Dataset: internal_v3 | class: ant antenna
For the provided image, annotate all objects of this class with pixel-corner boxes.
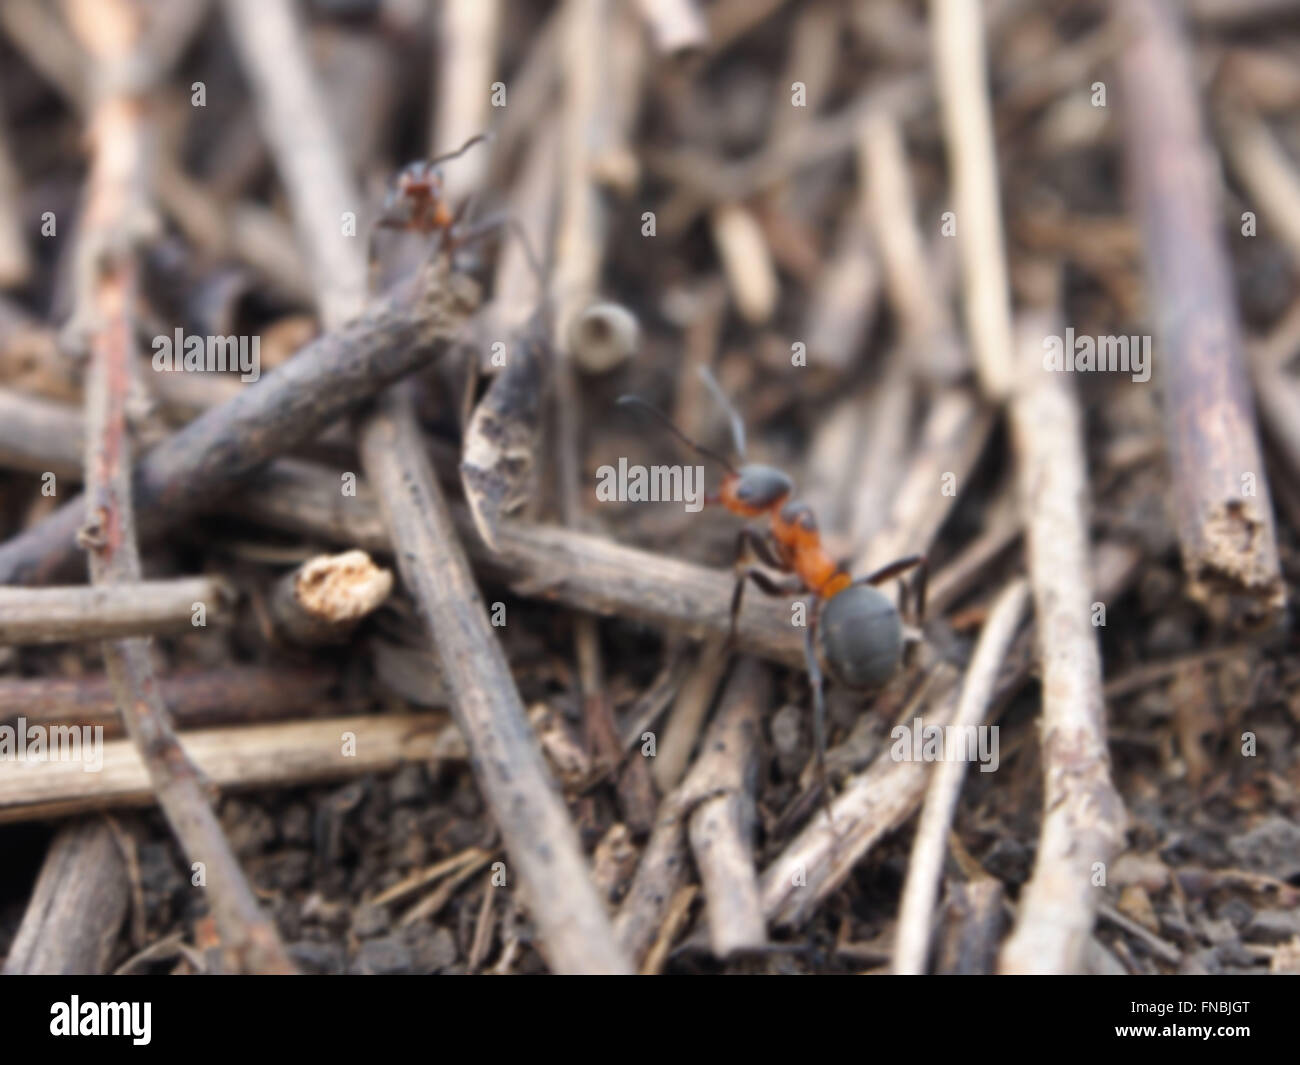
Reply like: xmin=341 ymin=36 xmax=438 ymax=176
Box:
xmin=427 ymin=131 xmax=494 ymax=168
xmin=616 ymin=395 xmax=738 ymax=475
xmin=502 ymin=217 xmax=547 ymax=303
xmin=509 ymin=217 xmax=552 ymax=338
xmin=696 ymin=365 xmax=747 ymax=459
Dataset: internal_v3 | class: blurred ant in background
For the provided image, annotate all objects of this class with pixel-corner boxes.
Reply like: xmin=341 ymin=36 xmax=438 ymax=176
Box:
xmin=370 ymin=131 xmax=546 ymax=297
xmin=372 ymin=132 xmax=545 ymax=269
xmin=372 ymin=132 xmax=489 ymax=243
xmin=620 ymin=370 xmax=927 ymax=828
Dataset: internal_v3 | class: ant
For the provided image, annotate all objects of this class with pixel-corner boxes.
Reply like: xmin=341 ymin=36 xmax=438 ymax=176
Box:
xmin=619 ymin=369 xmax=927 ymax=829
xmin=373 ymin=133 xmax=491 ymax=241
xmin=371 ymin=132 xmax=546 ymax=298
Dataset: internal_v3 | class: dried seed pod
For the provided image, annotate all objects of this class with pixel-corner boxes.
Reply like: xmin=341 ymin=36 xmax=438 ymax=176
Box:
xmin=567 ymin=301 xmax=640 ymax=373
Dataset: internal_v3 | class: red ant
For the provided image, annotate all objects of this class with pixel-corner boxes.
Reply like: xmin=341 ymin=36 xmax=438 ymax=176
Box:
xmin=619 ymin=369 xmax=927 ymax=828
xmin=373 ymin=133 xmax=491 ymax=240
xmin=372 ymin=132 xmax=546 ymax=297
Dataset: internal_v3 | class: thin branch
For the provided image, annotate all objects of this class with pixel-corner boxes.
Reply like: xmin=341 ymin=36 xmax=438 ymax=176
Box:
xmin=614 ymin=657 xmax=767 ymax=965
xmin=892 ymin=577 xmax=1029 ymax=974
xmin=225 ymin=0 xmax=628 ymax=973
xmin=998 ymin=313 xmax=1127 ymax=974
xmin=929 ymin=0 xmax=1015 ymax=400
xmin=0 ymin=577 xmax=230 ymax=644
xmin=232 ymin=458 xmax=808 ymax=668
xmin=0 ymin=386 xmax=85 ymax=479
xmin=853 ymin=389 xmax=993 ymax=574
xmin=65 ymin=0 xmax=293 ymax=976
xmin=861 ymin=107 xmax=966 ymax=383
xmin=686 ymin=657 xmax=768 ymax=958
xmin=0 ymin=713 xmax=462 ymax=823
xmin=760 ymin=658 xmax=965 ymax=929
xmin=0 ymin=664 xmax=344 ymax=736
xmin=1 ymin=820 xmax=129 ymax=974
xmin=358 ymin=387 xmax=631 ymax=975
xmin=1217 ymin=103 xmax=1300 ymax=267
xmin=431 ymin=0 xmax=502 ymax=207
xmin=1119 ymin=0 xmax=1285 ymax=624
xmin=0 ymin=84 xmax=32 ymax=288
xmin=223 ymin=0 xmax=366 ymax=325
xmin=0 ymin=260 xmax=479 ymax=585
xmin=652 ymin=637 xmax=730 ymax=791
xmin=2 ymin=409 xmax=830 ymax=670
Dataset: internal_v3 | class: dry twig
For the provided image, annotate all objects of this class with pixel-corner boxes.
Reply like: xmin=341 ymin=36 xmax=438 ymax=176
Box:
xmin=686 ymin=657 xmax=768 ymax=958
xmin=0 ymin=578 xmax=230 ymax=644
xmin=1120 ymin=0 xmax=1285 ymax=624
xmin=893 ymin=578 xmax=1029 ymax=974
xmin=0 ymin=261 xmax=478 ymax=585
xmin=2 ymin=820 xmax=129 ymax=974
xmin=614 ymin=658 xmax=766 ymax=965
xmin=63 ymin=0 xmax=293 ymax=976
xmin=0 ymin=713 xmax=463 ymax=823
xmin=0 ymin=664 xmax=343 ymax=736
xmin=359 ymin=388 xmax=631 ymax=974
xmin=998 ymin=314 xmax=1127 ymax=974
xmin=929 ymin=0 xmax=1015 ymax=400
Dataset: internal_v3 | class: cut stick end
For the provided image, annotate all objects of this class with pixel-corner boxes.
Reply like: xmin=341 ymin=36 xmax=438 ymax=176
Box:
xmin=1185 ymin=499 xmax=1287 ymax=626
xmin=293 ymin=550 xmax=394 ymax=623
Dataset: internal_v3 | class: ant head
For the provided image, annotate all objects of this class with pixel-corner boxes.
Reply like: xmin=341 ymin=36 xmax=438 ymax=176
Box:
xmin=720 ymin=464 xmax=793 ymax=518
xmin=818 ymin=584 xmax=903 ymax=690
xmin=773 ymin=499 xmax=818 ymax=547
xmin=382 ymin=133 xmax=493 ymax=233
xmin=382 ymin=163 xmax=444 ymax=228
xmin=397 ymin=161 xmax=441 ymax=193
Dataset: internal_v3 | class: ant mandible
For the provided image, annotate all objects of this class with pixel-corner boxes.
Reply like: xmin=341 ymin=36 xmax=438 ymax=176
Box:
xmin=619 ymin=369 xmax=927 ymax=827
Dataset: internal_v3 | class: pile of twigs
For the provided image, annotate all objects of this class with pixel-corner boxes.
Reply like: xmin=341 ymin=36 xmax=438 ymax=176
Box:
xmin=0 ymin=0 xmax=1298 ymax=976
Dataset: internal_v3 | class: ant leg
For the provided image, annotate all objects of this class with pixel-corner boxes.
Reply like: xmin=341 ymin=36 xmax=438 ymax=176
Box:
xmin=855 ymin=553 xmax=925 ymax=589
xmin=729 ymin=564 xmax=802 ymax=644
xmin=802 ymin=601 xmax=837 ymax=834
xmin=728 ymin=527 xmax=791 ymax=641
xmin=911 ymin=556 xmax=928 ymax=627
xmin=856 ymin=553 xmax=928 ymax=625
xmin=735 ymin=526 xmax=783 ymax=569
xmin=447 ymin=189 xmax=479 ymax=234
xmin=366 ymin=216 xmax=411 ymax=270
xmin=448 ymin=210 xmax=546 ymax=292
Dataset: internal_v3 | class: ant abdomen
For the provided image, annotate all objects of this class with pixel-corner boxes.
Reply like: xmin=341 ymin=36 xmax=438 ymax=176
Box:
xmin=819 ymin=583 xmax=903 ymax=690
